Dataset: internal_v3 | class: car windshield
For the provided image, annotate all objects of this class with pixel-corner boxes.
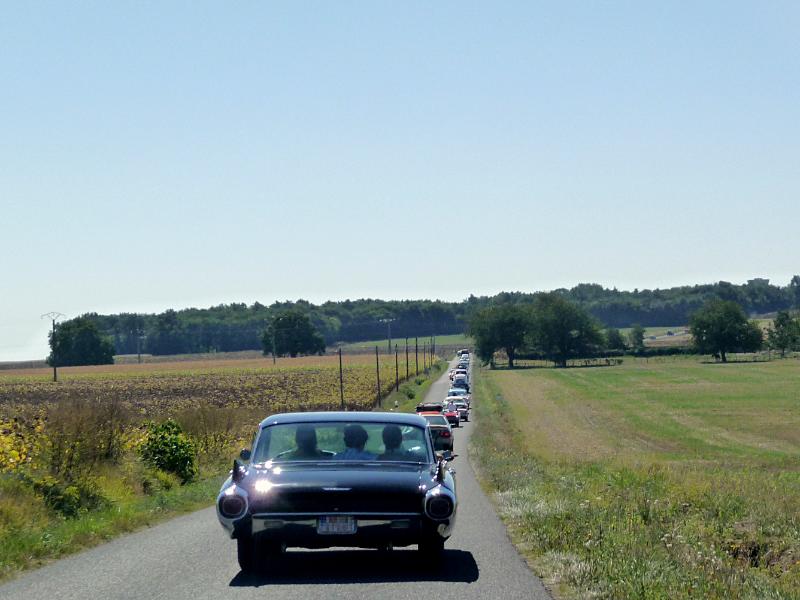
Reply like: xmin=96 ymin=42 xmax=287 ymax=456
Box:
xmin=252 ymin=421 xmax=432 ymax=463
xmin=422 ymin=414 xmax=448 ymax=427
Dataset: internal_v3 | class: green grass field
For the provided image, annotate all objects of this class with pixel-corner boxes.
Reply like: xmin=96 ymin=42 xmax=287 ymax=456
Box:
xmin=471 ymin=357 xmax=800 ymax=599
xmin=334 ymin=333 xmax=470 ymax=353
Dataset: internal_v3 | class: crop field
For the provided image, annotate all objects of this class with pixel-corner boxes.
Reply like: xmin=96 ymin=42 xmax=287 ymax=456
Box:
xmin=0 ymin=353 xmax=435 ymax=579
xmin=472 ymin=357 xmax=800 ymax=599
xmin=0 ymin=354 xmax=415 ymax=409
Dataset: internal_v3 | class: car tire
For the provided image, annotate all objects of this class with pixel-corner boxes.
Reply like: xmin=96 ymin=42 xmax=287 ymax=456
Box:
xmin=237 ymin=536 xmax=258 ymax=573
xmin=238 ymin=537 xmax=283 ymax=573
xmin=418 ymin=536 xmax=445 ymax=557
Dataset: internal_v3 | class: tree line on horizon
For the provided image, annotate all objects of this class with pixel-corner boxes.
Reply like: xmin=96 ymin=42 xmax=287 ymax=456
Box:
xmin=46 ymin=276 xmax=800 ymax=364
xmin=469 ymin=296 xmax=800 ymax=367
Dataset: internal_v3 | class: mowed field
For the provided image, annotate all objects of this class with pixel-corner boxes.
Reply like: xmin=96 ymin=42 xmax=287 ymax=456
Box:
xmin=501 ymin=357 xmax=800 ymax=464
xmin=472 ymin=357 xmax=800 ymax=599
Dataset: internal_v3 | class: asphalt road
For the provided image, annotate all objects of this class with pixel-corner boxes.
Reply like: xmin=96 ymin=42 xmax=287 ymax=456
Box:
xmin=1 ymin=360 xmax=551 ymax=600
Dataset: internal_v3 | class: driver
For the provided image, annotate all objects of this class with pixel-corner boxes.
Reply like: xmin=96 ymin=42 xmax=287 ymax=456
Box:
xmin=279 ymin=425 xmax=331 ymax=460
xmin=333 ymin=424 xmax=376 ymax=460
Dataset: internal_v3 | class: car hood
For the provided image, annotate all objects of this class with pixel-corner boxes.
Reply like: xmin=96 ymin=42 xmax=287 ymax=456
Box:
xmin=242 ymin=462 xmax=436 ymax=513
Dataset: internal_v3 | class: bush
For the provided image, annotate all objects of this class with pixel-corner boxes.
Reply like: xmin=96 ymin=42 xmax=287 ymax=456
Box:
xmin=399 ymin=383 xmax=416 ymax=400
xmin=139 ymin=420 xmax=197 ymax=483
xmin=140 ymin=466 xmax=180 ymax=495
xmin=23 ymin=473 xmax=108 ymax=518
xmin=43 ymin=397 xmax=128 ymax=479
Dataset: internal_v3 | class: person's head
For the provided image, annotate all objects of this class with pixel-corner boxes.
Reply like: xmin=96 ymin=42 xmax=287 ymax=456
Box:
xmin=343 ymin=424 xmax=369 ymax=450
xmin=295 ymin=425 xmax=318 ymax=453
xmin=382 ymin=425 xmax=403 ymax=452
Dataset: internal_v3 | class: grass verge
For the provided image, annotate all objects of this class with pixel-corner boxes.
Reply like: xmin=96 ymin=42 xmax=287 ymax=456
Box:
xmin=0 ymin=465 xmax=226 ymax=583
xmin=470 ymin=366 xmax=800 ymax=600
xmin=377 ymin=359 xmax=448 ymax=413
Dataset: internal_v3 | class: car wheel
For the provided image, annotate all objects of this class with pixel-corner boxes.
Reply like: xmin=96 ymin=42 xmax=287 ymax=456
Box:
xmin=238 ymin=536 xmax=284 ymax=572
xmin=237 ymin=536 xmax=258 ymax=573
xmin=418 ymin=536 xmax=445 ymax=557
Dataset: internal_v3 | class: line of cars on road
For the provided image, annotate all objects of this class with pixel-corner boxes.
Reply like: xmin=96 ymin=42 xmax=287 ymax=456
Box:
xmin=215 ymin=350 xmax=472 ymax=572
xmin=415 ymin=350 xmax=472 ymax=454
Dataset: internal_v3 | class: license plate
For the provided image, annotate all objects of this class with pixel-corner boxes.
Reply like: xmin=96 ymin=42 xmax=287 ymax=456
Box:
xmin=317 ymin=515 xmax=356 ymax=535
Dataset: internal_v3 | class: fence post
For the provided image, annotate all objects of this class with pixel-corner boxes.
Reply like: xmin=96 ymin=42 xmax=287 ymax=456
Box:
xmin=405 ymin=338 xmax=409 ymax=380
xmin=395 ymin=344 xmax=399 ymax=391
xmin=338 ymin=348 xmax=345 ymax=410
xmin=375 ymin=346 xmax=382 ymax=408
xmin=415 ymin=337 xmax=419 ymax=376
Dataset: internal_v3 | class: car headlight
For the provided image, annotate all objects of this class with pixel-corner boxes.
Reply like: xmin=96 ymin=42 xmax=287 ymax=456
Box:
xmin=218 ymin=487 xmax=248 ymax=519
xmin=425 ymin=494 xmax=454 ymax=520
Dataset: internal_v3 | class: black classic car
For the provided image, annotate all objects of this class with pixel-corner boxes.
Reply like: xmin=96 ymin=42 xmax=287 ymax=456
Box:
xmin=216 ymin=412 xmax=458 ymax=572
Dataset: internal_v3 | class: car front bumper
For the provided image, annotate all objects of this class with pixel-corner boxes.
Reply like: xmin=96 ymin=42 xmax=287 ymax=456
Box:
xmin=229 ymin=512 xmax=455 ymax=548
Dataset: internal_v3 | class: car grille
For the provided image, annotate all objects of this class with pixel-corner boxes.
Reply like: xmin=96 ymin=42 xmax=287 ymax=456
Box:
xmin=251 ymin=490 xmax=422 ymax=514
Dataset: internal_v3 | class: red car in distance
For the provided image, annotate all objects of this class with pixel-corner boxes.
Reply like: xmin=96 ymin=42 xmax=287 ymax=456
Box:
xmin=419 ymin=412 xmax=454 ymax=452
xmin=442 ymin=404 xmax=460 ymax=428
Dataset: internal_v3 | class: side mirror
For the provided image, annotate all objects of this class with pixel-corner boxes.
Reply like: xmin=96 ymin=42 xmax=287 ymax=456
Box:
xmin=239 ymin=448 xmax=251 ymax=461
xmin=436 ymin=461 xmax=446 ymax=483
xmin=232 ymin=459 xmax=245 ymax=483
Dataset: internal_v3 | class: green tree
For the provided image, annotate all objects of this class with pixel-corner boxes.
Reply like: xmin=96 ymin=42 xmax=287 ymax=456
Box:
xmin=467 ymin=304 xmax=530 ymax=368
xmin=262 ymin=310 xmax=326 ymax=358
xmin=605 ymin=327 xmax=627 ymax=351
xmin=790 ymin=275 xmax=800 ymax=309
xmin=628 ymin=323 xmax=646 ymax=353
xmin=689 ymin=300 xmax=762 ymax=362
xmin=529 ymin=294 xmax=604 ymax=367
xmin=47 ymin=316 xmax=115 ymax=367
xmin=766 ymin=310 xmax=800 ymax=358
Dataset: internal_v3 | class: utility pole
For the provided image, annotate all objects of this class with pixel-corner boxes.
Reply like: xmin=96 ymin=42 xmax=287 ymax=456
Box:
xmin=338 ymin=348 xmax=345 ymax=410
xmin=379 ymin=318 xmax=395 ymax=354
xmin=375 ymin=346 xmax=381 ymax=408
xmin=41 ymin=312 xmax=64 ymax=382
xmin=271 ymin=331 xmax=277 ymax=365
xmin=395 ymin=344 xmax=399 ymax=391
xmin=137 ymin=329 xmax=146 ymax=364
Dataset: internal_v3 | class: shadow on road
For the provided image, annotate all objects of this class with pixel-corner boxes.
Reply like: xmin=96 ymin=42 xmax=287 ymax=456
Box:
xmin=229 ymin=548 xmax=479 ymax=586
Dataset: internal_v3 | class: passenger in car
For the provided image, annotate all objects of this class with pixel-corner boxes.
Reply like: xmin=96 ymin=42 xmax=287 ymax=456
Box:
xmin=333 ymin=424 xmax=376 ymax=460
xmin=378 ymin=425 xmax=405 ymax=460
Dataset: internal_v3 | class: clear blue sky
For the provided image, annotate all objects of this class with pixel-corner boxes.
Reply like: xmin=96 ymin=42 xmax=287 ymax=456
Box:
xmin=2 ymin=2 xmax=799 ymax=361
